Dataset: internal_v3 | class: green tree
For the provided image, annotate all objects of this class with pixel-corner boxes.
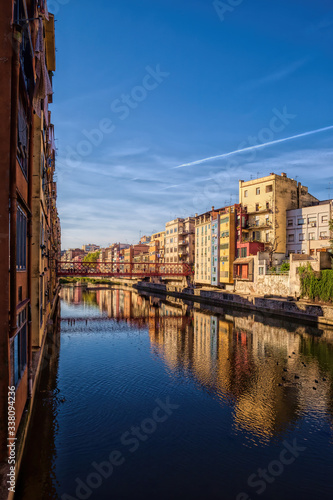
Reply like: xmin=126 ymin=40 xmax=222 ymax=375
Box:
xmin=83 ymin=250 xmax=100 ymax=262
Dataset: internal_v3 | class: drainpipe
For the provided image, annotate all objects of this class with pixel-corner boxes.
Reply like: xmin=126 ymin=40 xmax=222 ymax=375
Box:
xmin=9 ymin=24 xmax=22 ymax=338
xmin=27 ymin=109 xmax=34 ymax=398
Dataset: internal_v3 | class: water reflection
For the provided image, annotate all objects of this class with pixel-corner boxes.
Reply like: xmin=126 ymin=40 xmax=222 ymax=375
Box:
xmin=16 ymin=285 xmax=333 ymax=499
xmin=62 ymin=285 xmax=333 ymax=445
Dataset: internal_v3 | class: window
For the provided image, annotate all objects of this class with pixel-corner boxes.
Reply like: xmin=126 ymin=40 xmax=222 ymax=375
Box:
xmin=266 ymin=202 xmax=270 ymax=210
xmin=170 ymin=229 xmax=173 ymax=234
xmin=299 ymin=233 xmax=304 ymax=241
xmin=298 ymin=218 xmax=305 ymax=225
xmin=322 ymin=215 xmax=328 ymax=223
xmin=308 ymin=233 xmax=315 ymax=240
xmin=320 ymin=231 xmax=328 ymax=239
xmin=241 ymin=247 xmax=247 ymax=258
xmin=308 ymin=217 xmax=317 ymax=227
xmin=10 ymin=312 xmax=27 ymax=387
xmin=220 ymin=216 xmax=229 ymax=225
xmin=220 ymin=243 xmax=229 ymax=250
xmin=288 ymin=234 xmax=295 ymax=242
xmin=174 ymin=228 xmax=177 ymax=233
xmin=166 ymin=230 xmax=169 ymax=234
xmin=255 ymin=203 xmax=260 ymax=211
xmin=256 ymin=188 xmax=260 ymax=195
xmin=17 ymin=207 xmax=27 ymax=270
xmin=243 ymin=206 xmax=247 ymax=213
xmin=266 ymin=184 xmax=273 ymax=193
xmin=244 ymin=190 xmax=248 ymax=198
xmin=259 ymin=266 xmax=264 ymax=275
xmin=265 ymin=232 xmax=270 ymax=242
xmin=287 ymin=219 xmax=293 ymax=227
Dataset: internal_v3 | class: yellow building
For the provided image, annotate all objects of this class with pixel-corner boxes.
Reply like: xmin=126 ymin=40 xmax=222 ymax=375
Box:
xmin=239 ymin=172 xmax=318 ymax=254
xmin=219 ymin=205 xmax=237 ymax=284
xmin=149 ymin=231 xmax=165 ymax=263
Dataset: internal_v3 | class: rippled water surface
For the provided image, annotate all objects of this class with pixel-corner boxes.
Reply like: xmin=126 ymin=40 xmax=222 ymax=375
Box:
xmin=16 ymin=286 xmax=333 ymax=499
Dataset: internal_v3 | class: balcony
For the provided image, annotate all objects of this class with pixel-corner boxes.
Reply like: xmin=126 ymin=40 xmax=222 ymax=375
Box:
xmin=242 ymin=222 xmax=272 ymax=231
xmin=247 ymin=207 xmax=272 ymax=215
xmin=178 ymin=240 xmax=188 ymax=246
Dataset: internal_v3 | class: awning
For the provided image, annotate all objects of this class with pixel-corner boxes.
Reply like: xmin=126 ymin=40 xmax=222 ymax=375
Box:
xmin=233 ymin=257 xmax=254 ymax=265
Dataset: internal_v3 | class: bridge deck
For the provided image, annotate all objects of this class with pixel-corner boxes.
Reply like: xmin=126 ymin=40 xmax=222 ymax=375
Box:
xmin=57 ymin=261 xmax=193 ymax=278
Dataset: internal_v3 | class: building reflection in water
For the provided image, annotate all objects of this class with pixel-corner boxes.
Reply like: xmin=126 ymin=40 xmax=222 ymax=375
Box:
xmin=60 ymin=285 xmax=333 ymax=445
xmin=15 ymin=307 xmax=61 ymax=499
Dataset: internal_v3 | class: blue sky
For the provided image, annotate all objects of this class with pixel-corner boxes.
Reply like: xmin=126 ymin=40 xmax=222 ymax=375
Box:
xmin=50 ymin=0 xmax=333 ymax=249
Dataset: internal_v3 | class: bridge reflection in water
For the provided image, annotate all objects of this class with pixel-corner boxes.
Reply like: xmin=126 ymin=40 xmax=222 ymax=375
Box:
xmin=16 ymin=285 xmax=333 ymax=500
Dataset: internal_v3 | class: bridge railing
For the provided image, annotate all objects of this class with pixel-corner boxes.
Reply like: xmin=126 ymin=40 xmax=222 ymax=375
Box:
xmin=57 ymin=261 xmax=194 ymax=277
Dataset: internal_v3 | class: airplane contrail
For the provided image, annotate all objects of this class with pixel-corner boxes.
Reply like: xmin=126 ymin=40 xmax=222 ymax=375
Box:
xmin=172 ymin=125 xmax=333 ymax=169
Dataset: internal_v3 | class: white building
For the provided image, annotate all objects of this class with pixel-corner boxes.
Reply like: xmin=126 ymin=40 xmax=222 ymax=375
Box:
xmin=286 ymin=200 xmax=332 ymax=255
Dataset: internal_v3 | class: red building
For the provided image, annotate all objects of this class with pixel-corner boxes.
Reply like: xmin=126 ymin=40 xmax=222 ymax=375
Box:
xmin=234 ymin=208 xmax=264 ymax=280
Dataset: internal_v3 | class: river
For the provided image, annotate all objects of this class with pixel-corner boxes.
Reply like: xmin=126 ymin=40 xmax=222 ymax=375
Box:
xmin=16 ymin=285 xmax=333 ymax=500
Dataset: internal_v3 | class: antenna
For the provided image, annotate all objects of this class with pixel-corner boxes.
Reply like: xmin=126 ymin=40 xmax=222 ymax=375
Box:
xmin=257 ymin=171 xmax=262 ymax=179
xmin=327 ymin=181 xmax=332 ymax=200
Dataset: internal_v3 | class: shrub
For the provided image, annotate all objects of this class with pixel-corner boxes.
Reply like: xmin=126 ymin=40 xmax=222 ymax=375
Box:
xmin=299 ymin=264 xmax=333 ymax=302
xmin=280 ymin=262 xmax=290 ymax=272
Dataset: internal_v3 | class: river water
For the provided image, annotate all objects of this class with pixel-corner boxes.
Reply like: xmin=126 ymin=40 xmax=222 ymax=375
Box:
xmin=16 ymin=286 xmax=333 ymax=500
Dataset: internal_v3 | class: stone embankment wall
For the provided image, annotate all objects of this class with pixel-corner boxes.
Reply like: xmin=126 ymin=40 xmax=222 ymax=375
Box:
xmin=135 ymin=281 xmax=333 ymax=327
xmin=236 ymin=275 xmax=290 ymax=296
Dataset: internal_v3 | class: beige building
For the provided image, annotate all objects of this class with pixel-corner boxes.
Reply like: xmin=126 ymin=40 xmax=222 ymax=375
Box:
xmin=31 ymin=14 xmax=60 ymax=349
xmin=165 ymin=217 xmax=195 ymax=264
xmin=286 ymin=200 xmax=333 ymax=255
xmin=239 ymin=172 xmax=318 ymax=255
xmin=194 ymin=211 xmax=212 ymax=284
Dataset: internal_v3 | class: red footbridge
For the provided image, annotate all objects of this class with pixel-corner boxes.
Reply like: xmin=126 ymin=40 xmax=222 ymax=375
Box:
xmin=57 ymin=261 xmax=193 ymax=278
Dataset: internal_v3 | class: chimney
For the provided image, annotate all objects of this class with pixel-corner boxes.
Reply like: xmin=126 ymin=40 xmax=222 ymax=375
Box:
xmin=281 ymin=172 xmax=287 ymax=177
xmin=211 ymin=206 xmax=214 ymax=211
xmin=195 ymin=213 xmax=198 ymax=217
